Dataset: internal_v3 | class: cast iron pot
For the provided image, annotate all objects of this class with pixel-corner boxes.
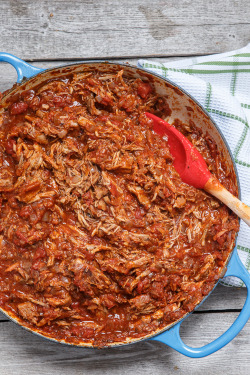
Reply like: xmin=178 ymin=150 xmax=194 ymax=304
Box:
xmin=0 ymin=52 xmax=250 ymax=358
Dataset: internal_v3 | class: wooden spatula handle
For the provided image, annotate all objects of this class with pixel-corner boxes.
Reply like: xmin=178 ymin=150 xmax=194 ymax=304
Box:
xmin=205 ymin=176 xmax=250 ymax=227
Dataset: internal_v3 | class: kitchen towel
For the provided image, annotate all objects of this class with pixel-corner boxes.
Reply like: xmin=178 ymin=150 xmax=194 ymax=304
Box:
xmin=138 ymin=44 xmax=250 ymax=287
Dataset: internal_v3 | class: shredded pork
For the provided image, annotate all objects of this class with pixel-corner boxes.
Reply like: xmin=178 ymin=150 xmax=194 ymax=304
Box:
xmin=0 ymin=70 xmax=239 ymax=346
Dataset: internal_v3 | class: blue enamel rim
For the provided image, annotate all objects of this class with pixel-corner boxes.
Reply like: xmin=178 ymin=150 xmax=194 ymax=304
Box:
xmin=0 ymin=52 xmax=250 ymax=358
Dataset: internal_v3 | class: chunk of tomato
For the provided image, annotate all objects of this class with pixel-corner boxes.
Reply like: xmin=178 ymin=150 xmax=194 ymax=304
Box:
xmin=137 ymin=82 xmax=152 ymax=99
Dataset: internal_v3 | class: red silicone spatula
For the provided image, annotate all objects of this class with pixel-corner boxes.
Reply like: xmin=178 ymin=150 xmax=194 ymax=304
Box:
xmin=145 ymin=112 xmax=250 ymax=226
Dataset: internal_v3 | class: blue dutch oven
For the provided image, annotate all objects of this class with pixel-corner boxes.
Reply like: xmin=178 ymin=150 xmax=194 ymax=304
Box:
xmin=0 ymin=52 xmax=250 ymax=358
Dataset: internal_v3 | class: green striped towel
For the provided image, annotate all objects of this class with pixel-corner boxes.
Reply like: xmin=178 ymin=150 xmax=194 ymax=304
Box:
xmin=138 ymin=44 xmax=250 ymax=287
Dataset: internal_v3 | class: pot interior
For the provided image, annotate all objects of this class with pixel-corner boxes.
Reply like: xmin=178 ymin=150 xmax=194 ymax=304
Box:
xmin=0 ymin=62 xmax=239 ymax=347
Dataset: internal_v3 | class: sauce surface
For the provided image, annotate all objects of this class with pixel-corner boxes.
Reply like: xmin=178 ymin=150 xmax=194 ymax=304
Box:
xmin=0 ymin=70 xmax=239 ymax=346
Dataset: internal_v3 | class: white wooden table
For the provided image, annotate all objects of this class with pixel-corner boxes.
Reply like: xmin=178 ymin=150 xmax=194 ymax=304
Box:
xmin=0 ymin=1 xmax=249 ymax=373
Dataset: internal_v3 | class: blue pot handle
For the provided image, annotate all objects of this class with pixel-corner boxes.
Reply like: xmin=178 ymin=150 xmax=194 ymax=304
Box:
xmin=0 ymin=52 xmax=44 ymax=83
xmin=151 ymin=250 xmax=250 ymax=357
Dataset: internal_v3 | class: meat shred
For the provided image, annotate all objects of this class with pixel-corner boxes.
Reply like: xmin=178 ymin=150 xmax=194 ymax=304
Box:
xmin=0 ymin=70 xmax=239 ymax=347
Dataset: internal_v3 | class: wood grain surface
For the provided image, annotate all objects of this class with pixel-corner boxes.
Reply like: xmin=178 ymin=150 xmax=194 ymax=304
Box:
xmin=0 ymin=0 xmax=249 ymax=60
xmin=0 ymin=0 xmax=250 ymax=373
xmin=0 ymin=312 xmax=249 ymax=375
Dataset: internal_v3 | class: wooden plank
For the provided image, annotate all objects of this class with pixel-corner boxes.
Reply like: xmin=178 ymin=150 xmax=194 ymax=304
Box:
xmin=193 ymin=283 xmax=247 ymax=311
xmin=0 ymin=0 xmax=249 ymax=59
xmin=0 ymin=313 xmax=249 ymax=374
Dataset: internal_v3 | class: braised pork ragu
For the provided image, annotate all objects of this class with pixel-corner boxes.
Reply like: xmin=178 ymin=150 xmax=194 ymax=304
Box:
xmin=0 ymin=70 xmax=239 ymax=346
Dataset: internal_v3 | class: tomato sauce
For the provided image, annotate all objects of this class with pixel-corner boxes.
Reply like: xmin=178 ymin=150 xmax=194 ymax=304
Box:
xmin=0 ymin=70 xmax=239 ymax=346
